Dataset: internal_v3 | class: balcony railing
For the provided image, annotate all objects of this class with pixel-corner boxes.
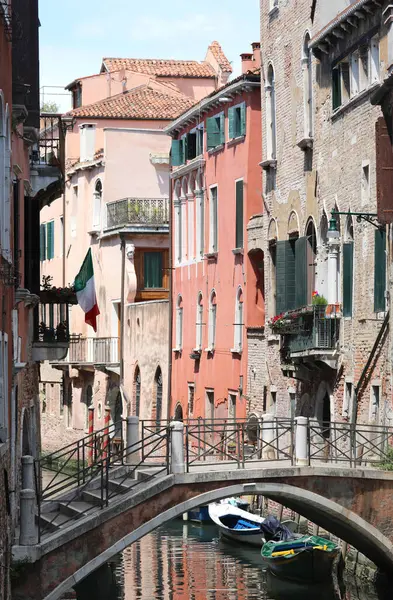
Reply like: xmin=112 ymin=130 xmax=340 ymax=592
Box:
xmin=279 ymin=306 xmax=340 ymax=355
xmin=32 ymin=114 xmax=64 ymax=171
xmin=63 ymin=336 xmax=120 ymax=364
xmin=105 ymin=197 xmax=169 ymax=230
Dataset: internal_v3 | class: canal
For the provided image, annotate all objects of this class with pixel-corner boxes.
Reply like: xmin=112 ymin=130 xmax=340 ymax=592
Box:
xmin=74 ymin=519 xmax=390 ymax=600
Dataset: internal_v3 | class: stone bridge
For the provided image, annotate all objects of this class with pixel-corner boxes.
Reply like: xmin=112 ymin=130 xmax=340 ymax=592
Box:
xmin=11 ymin=417 xmax=393 ymax=600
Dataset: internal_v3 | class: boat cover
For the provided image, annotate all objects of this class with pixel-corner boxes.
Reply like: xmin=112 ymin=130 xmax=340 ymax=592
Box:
xmin=260 ymin=515 xmax=296 ymax=542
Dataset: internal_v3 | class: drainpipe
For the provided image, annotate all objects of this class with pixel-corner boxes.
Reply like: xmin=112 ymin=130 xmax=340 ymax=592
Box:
xmin=62 ymin=191 xmax=66 ymax=287
xmin=119 ymin=233 xmax=126 ymax=387
xmin=167 ymin=175 xmax=173 ymax=421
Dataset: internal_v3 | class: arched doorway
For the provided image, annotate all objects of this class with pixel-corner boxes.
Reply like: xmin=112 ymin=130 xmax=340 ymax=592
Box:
xmin=154 ymin=367 xmax=163 ymax=428
xmin=113 ymin=391 xmax=122 ymax=438
xmin=174 ymin=403 xmax=183 ymax=422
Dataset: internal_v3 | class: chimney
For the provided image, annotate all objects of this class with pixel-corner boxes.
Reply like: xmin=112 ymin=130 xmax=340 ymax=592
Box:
xmin=251 ymin=42 xmax=261 ymax=69
xmin=241 ymin=53 xmax=254 ymax=74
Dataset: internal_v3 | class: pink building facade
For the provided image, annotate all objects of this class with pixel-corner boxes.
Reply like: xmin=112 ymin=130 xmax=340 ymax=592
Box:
xmin=166 ymin=47 xmax=263 ymax=421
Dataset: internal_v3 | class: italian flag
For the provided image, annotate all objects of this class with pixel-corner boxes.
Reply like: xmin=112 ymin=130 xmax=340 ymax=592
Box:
xmin=74 ymin=248 xmax=100 ymax=332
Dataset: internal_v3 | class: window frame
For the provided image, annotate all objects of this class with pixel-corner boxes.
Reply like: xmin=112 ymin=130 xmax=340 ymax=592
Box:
xmin=228 ymin=102 xmax=246 ymax=140
xmin=232 ymin=287 xmax=244 ymax=353
xmin=206 ymin=111 xmax=225 ymax=151
xmin=207 ymin=290 xmax=217 ymax=351
xmin=209 ymin=185 xmax=218 ymax=253
xmin=235 ymin=178 xmax=244 ymax=250
xmin=175 ymin=295 xmax=183 ymax=351
xmin=195 ymin=292 xmax=203 ymax=351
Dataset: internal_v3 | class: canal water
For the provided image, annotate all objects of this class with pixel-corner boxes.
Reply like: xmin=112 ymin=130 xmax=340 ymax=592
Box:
xmin=75 ymin=519 xmax=390 ymax=600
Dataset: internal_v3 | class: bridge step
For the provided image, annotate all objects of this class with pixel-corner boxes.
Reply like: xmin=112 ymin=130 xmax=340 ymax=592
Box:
xmin=107 ymin=478 xmax=135 ymax=493
xmin=58 ymin=501 xmax=96 ymax=518
xmin=82 ymin=488 xmax=107 ymax=504
xmin=39 ymin=510 xmax=72 ymax=532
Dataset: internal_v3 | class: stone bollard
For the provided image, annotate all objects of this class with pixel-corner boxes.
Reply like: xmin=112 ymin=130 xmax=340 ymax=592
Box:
xmin=22 ymin=455 xmax=34 ymax=491
xmin=262 ymin=413 xmax=276 ymax=460
xmin=126 ymin=416 xmax=140 ymax=466
xmin=295 ymin=416 xmax=309 ymax=466
xmin=170 ymin=421 xmax=185 ymax=474
xmin=19 ymin=489 xmax=38 ymax=545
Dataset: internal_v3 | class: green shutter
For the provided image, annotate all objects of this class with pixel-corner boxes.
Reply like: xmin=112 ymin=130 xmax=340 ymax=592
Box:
xmin=235 ymin=180 xmax=244 ymax=249
xmin=276 ymin=240 xmax=296 ymax=314
xmin=40 ymin=224 xmax=46 ymax=261
xmin=332 ymin=68 xmax=341 ymax=110
xmin=144 ymin=252 xmax=163 ymax=288
xmin=240 ymin=102 xmax=246 ymax=136
xmin=228 ymin=107 xmax=235 ymax=140
xmin=206 ymin=117 xmax=220 ymax=150
xmin=171 ymin=139 xmax=183 ymax=166
xmin=219 ymin=113 xmax=225 ymax=145
xmin=374 ymin=228 xmax=386 ymax=312
xmin=46 ymin=221 xmax=54 ymax=260
xmin=295 ymin=236 xmax=307 ymax=308
xmin=343 ymin=243 xmax=354 ymax=317
xmin=196 ymin=128 xmax=204 ymax=155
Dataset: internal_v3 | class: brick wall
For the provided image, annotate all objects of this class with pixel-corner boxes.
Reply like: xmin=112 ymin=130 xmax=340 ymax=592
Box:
xmin=259 ymin=1 xmax=391 ymax=423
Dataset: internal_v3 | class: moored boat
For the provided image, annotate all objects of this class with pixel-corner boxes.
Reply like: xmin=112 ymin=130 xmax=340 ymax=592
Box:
xmin=261 ymin=535 xmax=340 ymax=583
xmin=187 ymin=497 xmax=249 ymax=523
xmin=208 ymin=502 xmax=265 ymax=546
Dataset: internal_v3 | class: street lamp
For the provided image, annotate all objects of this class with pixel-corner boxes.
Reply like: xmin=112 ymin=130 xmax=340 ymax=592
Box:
xmin=327 ymin=212 xmax=340 ymax=305
xmin=327 ymin=213 xmax=340 ymax=239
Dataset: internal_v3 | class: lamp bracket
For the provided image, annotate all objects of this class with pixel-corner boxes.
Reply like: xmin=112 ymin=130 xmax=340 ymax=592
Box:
xmin=331 ymin=210 xmax=380 ymax=229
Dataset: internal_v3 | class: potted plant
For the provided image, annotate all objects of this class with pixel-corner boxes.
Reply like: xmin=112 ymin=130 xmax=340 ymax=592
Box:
xmin=39 ymin=322 xmax=55 ymax=342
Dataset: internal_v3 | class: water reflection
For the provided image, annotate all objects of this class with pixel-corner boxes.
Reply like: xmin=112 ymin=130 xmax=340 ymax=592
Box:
xmin=75 ymin=520 xmax=390 ymax=600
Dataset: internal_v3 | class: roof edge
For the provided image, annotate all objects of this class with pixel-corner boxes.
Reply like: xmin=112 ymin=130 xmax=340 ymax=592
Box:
xmin=310 ymin=0 xmax=376 ymax=48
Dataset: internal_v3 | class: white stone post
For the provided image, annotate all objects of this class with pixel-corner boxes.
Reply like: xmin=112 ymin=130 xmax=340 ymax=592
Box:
xmin=327 ymin=238 xmax=340 ymax=305
xmin=170 ymin=421 xmax=185 ymax=474
xmin=126 ymin=416 xmax=140 ymax=466
xmin=295 ymin=416 xmax=309 ymax=466
xmin=19 ymin=489 xmax=38 ymax=545
xmin=22 ymin=455 xmax=34 ymax=491
xmin=262 ymin=413 xmax=276 ymax=460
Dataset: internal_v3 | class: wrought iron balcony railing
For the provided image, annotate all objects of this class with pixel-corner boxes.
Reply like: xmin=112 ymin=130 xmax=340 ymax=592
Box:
xmin=278 ymin=306 xmax=340 ymax=355
xmin=105 ymin=197 xmax=169 ymax=230
xmin=61 ymin=336 xmax=120 ymax=364
xmin=32 ymin=114 xmax=64 ymax=171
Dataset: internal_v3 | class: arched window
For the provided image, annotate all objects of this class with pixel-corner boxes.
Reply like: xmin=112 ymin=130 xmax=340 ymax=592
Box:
xmin=134 ymin=366 xmax=141 ymax=417
xmin=306 ymin=219 xmax=317 ymax=304
xmin=208 ymin=290 xmax=217 ymax=350
xmin=176 ymin=295 xmax=183 ymax=350
xmin=174 ymin=180 xmax=182 ymax=264
xmin=195 ymin=292 xmax=203 ymax=351
xmin=174 ymin=403 xmax=183 ymax=422
xmin=85 ymin=385 xmax=93 ymax=430
xmin=302 ymin=33 xmax=313 ymax=139
xmin=233 ymin=287 xmax=243 ymax=352
xmin=92 ymin=179 xmax=102 ymax=231
xmin=316 ymin=212 xmax=329 ymax=300
xmin=266 ymin=65 xmax=276 ymax=160
xmin=155 ymin=367 xmax=163 ymax=427
xmin=343 ymin=216 xmax=354 ymax=317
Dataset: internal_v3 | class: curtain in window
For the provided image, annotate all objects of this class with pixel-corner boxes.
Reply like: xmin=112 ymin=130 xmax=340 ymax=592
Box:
xmin=144 ymin=252 xmax=163 ymax=288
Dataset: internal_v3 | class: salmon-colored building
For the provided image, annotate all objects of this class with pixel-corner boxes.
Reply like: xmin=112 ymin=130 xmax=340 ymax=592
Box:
xmin=166 ymin=45 xmax=263 ymax=421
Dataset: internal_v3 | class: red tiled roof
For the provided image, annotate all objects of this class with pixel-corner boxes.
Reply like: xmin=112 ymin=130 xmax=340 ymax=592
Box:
xmin=67 ymin=85 xmax=195 ymax=120
xmin=208 ymin=41 xmax=233 ymax=73
xmin=102 ymin=57 xmax=216 ymax=78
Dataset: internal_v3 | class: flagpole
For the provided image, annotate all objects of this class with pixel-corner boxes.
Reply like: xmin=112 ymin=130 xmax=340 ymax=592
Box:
xmin=119 ymin=233 xmax=126 ymax=388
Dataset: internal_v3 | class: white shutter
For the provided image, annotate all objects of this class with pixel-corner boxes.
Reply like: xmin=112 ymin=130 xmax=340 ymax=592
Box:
xmin=370 ymin=37 xmax=380 ymax=83
xmin=350 ymin=52 xmax=359 ymax=97
xmin=92 ymin=192 xmax=101 ymax=230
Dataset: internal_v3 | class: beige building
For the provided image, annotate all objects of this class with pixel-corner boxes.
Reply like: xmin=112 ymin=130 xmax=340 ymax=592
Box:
xmin=40 ymin=44 xmax=232 ymax=451
xmin=258 ymin=0 xmax=392 ymax=432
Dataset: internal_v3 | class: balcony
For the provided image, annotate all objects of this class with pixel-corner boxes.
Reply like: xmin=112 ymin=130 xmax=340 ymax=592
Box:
xmin=30 ymin=114 xmax=67 ymax=208
xmin=105 ymin=197 xmax=169 ymax=233
xmin=52 ymin=336 xmax=120 ymax=371
xmin=271 ymin=305 xmax=340 ymax=368
xmin=32 ymin=289 xmax=77 ymax=362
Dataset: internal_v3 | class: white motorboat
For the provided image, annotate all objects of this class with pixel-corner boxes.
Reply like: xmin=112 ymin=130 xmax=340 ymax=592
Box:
xmin=208 ymin=502 xmax=265 ymax=546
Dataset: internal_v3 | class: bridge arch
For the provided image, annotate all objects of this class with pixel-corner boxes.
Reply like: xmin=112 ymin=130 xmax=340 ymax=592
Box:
xmin=44 ymin=481 xmax=393 ymax=600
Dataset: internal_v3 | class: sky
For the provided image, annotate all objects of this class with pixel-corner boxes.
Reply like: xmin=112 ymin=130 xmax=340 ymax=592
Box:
xmin=39 ymin=0 xmax=260 ymax=112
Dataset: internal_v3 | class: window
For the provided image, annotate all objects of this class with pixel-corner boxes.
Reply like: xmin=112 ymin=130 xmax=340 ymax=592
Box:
xmin=206 ymin=390 xmax=214 ymax=421
xmin=79 ymin=124 xmax=96 ymax=162
xmin=235 ymin=180 xmax=244 ymax=249
xmin=332 ymin=37 xmax=379 ymax=110
xmin=134 ymin=367 xmax=141 ymax=417
xmin=195 ymin=292 xmax=203 ymax=351
xmin=233 ymin=287 xmax=243 ymax=352
xmin=188 ymin=384 xmax=195 ymax=416
xmin=266 ymin=65 xmax=276 ymax=160
xmin=343 ymin=217 xmax=354 ymax=317
xmin=276 ymin=239 xmax=296 ymax=314
xmin=155 ymin=367 xmax=163 ymax=427
xmin=361 ymin=163 xmax=370 ymax=205
xmin=370 ymin=384 xmax=380 ymax=422
xmin=72 ymin=84 xmax=82 ymax=109
xmin=228 ymin=393 xmax=236 ymax=421
xmin=208 ymin=291 xmax=217 ymax=350
xmin=196 ymin=126 xmax=204 ymax=155
xmin=176 ymin=295 xmax=183 ymax=351
xmin=270 ymin=391 xmax=277 ymax=415
xmin=40 ymin=224 xmax=46 ymax=262
xmin=228 ymin=102 xmax=246 ymax=140
xmin=209 ymin=186 xmax=218 ymax=253
xmin=186 ymin=128 xmax=203 ymax=160
xmin=374 ymin=228 xmax=386 ymax=312
xmin=174 ymin=182 xmax=182 ymax=263
xmin=144 ymin=252 xmax=163 ymax=288
xmin=196 ymin=188 xmax=205 ymax=259
xmin=171 ymin=138 xmax=185 ymax=167
xmin=305 ymin=220 xmax=317 ymax=305
xmin=60 ymin=216 xmax=64 ymax=257
xmin=302 ymin=33 xmax=313 ymax=138
xmin=206 ymin=113 xmax=225 ymax=150
xmin=343 ymin=381 xmax=353 ymax=419
xmin=92 ymin=179 xmax=102 ymax=231
xmin=0 ymin=332 xmax=8 ymax=442
xmin=40 ymin=222 xmax=54 ymax=261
